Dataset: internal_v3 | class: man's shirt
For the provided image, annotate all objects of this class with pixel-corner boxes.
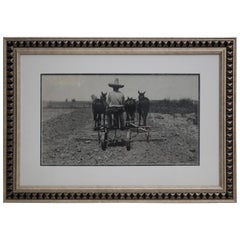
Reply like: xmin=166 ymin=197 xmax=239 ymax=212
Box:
xmin=107 ymin=91 xmax=125 ymax=107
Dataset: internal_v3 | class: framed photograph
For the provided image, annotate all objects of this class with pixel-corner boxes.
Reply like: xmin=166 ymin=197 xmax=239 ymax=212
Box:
xmin=3 ymin=38 xmax=236 ymax=202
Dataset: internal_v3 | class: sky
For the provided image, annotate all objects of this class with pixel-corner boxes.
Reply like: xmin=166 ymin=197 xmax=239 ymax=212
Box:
xmin=42 ymin=74 xmax=199 ymax=101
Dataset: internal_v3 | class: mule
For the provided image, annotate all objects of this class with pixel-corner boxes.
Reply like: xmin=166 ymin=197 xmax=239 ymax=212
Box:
xmin=137 ymin=91 xmax=150 ymax=126
xmin=92 ymin=92 xmax=107 ymax=130
xmin=124 ymin=97 xmax=137 ymax=126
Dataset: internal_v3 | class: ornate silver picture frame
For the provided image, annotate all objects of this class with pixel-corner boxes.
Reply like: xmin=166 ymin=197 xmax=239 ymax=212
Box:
xmin=3 ymin=38 xmax=236 ymax=202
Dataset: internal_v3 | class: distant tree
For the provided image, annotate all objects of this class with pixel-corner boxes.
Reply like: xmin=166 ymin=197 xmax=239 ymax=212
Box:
xmin=65 ymin=98 xmax=68 ymax=102
xmin=71 ymin=98 xmax=76 ymax=102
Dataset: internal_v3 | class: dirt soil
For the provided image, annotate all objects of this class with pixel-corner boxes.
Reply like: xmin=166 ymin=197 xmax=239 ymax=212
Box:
xmin=41 ymin=108 xmax=199 ymax=166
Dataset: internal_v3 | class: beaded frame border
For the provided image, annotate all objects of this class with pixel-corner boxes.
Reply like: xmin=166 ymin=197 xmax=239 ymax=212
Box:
xmin=3 ymin=38 xmax=236 ymax=202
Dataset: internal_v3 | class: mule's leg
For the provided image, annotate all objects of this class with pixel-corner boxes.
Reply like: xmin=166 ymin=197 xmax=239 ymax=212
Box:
xmin=143 ymin=113 xmax=146 ymax=126
xmin=138 ymin=112 xmax=141 ymax=126
xmin=126 ymin=113 xmax=129 ymax=127
xmin=103 ymin=113 xmax=105 ymax=127
xmin=94 ymin=113 xmax=97 ymax=129
xmin=99 ymin=114 xmax=102 ymax=127
xmin=133 ymin=112 xmax=135 ymax=123
xmin=130 ymin=112 xmax=134 ymax=123
xmin=96 ymin=114 xmax=99 ymax=128
xmin=144 ymin=112 xmax=148 ymax=126
xmin=126 ymin=113 xmax=129 ymax=122
xmin=96 ymin=114 xmax=98 ymax=128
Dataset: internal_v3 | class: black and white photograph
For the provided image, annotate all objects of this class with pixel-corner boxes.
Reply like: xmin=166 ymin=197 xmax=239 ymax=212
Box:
xmin=41 ymin=74 xmax=200 ymax=166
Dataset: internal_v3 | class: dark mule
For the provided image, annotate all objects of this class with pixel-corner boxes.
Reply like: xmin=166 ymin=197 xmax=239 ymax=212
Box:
xmin=92 ymin=92 xmax=107 ymax=130
xmin=137 ymin=91 xmax=150 ymax=126
xmin=124 ymin=97 xmax=137 ymax=126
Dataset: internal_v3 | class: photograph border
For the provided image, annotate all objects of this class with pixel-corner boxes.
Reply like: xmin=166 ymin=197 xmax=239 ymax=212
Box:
xmin=40 ymin=73 xmax=200 ymax=167
xmin=3 ymin=38 xmax=236 ymax=202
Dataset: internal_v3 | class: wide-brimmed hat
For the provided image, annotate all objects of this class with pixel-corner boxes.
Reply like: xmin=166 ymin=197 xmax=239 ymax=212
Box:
xmin=108 ymin=78 xmax=124 ymax=88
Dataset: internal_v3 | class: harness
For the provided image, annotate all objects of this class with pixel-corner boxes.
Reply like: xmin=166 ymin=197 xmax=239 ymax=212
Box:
xmin=106 ymin=106 xmax=125 ymax=114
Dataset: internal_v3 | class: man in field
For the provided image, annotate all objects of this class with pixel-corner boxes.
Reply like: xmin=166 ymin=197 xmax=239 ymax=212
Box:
xmin=107 ymin=78 xmax=125 ymax=129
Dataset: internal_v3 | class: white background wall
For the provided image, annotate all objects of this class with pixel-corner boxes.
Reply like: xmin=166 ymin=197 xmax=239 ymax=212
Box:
xmin=0 ymin=0 xmax=239 ymax=239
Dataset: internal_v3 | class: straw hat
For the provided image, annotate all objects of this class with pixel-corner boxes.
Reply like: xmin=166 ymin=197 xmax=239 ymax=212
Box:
xmin=108 ymin=78 xmax=124 ymax=88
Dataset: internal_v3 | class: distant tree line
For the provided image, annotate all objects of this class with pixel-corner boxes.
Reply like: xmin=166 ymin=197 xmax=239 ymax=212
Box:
xmin=150 ymin=98 xmax=198 ymax=114
xmin=44 ymin=100 xmax=92 ymax=109
xmin=44 ymin=98 xmax=198 ymax=114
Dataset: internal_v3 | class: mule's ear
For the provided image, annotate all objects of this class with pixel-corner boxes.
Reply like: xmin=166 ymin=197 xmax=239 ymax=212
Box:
xmin=143 ymin=91 xmax=146 ymax=94
xmin=138 ymin=90 xmax=140 ymax=94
